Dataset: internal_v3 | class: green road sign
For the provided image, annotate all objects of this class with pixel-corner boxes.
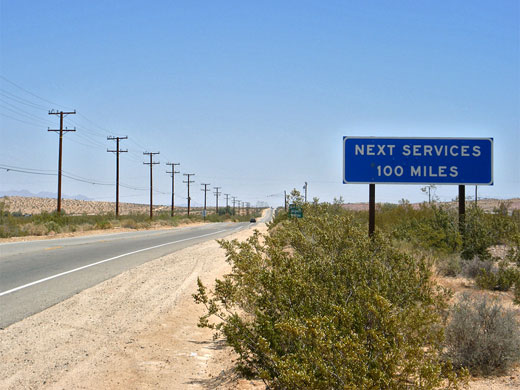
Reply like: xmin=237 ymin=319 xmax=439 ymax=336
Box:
xmin=288 ymin=204 xmax=303 ymax=218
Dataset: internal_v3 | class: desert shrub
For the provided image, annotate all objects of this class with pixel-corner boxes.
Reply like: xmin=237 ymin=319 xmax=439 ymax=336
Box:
xmin=195 ymin=204 xmax=465 ymax=389
xmin=462 ymin=205 xmax=519 ymax=260
xmin=392 ymin=204 xmax=461 ymax=255
xmin=461 ymin=206 xmax=495 ymax=260
xmin=506 ymin=232 xmax=520 ymax=266
xmin=437 ymin=255 xmax=462 ymax=277
xmin=461 ymin=258 xmax=494 ymax=279
xmin=45 ymin=220 xmax=61 ymax=234
xmin=444 ymin=294 xmax=520 ymax=375
xmin=475 ymin=262 xmax=520 ymax=292
xmin=95 ymin=220 xmax=112 ymax=230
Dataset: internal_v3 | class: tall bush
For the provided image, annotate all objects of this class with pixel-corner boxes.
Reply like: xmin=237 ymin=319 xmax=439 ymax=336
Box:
xmin=195 ymin=204 xmax=465 ymax=389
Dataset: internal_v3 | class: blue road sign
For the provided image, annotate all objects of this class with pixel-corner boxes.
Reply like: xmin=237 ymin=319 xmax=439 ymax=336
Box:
xmin=343 ymin=137 xmax=493 ymax=185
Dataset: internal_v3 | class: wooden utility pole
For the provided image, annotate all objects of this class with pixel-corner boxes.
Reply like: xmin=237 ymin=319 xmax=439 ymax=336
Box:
xmin=48 ymin=110 xmax=76 ymax=213
xmin=166 ymin=162 xmax=180 ymax=217
xmin=304 ymin=182 xmax=308 ymax=203
xmin=201 ymin=183 xmax=210 ymax=221
xmin=284 ymin=190 xmax=287 ymax=211
xmin=143 ymin=152 xmax=160 ymax=219
xmin=232 ymin=196 xmax=237 ymax=215
xmin=214 ymin=187 xmax=221 ymax=214
xmin=224 ymin=193 xmax=230 ymax=214
xmin=107 ymin=136 xmax=128 ymax=217
xmin=183 ymin=173 xmax=195 ymax=215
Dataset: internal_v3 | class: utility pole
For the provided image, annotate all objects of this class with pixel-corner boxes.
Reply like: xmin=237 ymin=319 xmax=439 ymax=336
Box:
xmin=237 ymin=200 xmax=241 ymax=216
xmin=143 ymin=152 xmax=160 ymax=219
xmin=214 ymin=187 xmax=221 ymax=215
xmin=183 ymin=173 xmax=195 ymax=216
xmin=284 ymin=190 xmax=287 ymax=211
xmin=166 ymin=162 xmax=180 ymax=217
xmin=48 ymin=110 xmax=76 ymax=213
xmin=107 ymin=136 xmax=128 ymax=217
xmin=246 ymin=202 xmax=250 ymax=215
xmin=304 ymin=182 xmax=308 ymax=203
xmin=224 ymin=193 xmax=230 ymax=214
xmin=232 ymin=196 xmax=237 ymax=215
xmin=475 ymin=186 xmax=478 ymax=206
xmin=201 ymin=183 xmax=210 ymax=221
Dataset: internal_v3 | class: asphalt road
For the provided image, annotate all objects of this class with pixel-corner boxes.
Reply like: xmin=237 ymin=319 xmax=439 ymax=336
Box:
xmin=0 ymin=210 xmax=271 ymax=329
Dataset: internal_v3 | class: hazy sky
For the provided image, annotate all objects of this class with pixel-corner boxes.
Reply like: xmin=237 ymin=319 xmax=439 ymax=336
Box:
xmin=1 ymin=0 xmax=518 ymax=207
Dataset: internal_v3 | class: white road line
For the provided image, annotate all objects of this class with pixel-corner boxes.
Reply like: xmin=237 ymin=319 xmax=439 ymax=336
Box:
xmin=0 ymin=229 xmax=229 ymax=297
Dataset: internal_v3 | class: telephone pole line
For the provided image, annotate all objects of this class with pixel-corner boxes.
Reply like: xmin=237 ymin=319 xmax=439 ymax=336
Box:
xmin=214 ymin=187 xmax=221 ymax=214
xmin=166 ymin=162 xmax=180 ymax=217
xmin=224 ymin=193 xmax=230 ymax=214
xmin=304 ymin=182 xmax=308 ymax=203
xmin=183 ymin=173 xmax=195 ymax=216
xmin=143 ymin=152 xmax=160 ymax=219
xmin=107 ymin=136 xmax=128 ymax=217
xmin=48 ymin=110 xmax=76 ymax=213
xmin=232 ymin=196 xmax=237 ymax=215
xmin=201 ymin=183 xmax=210 ymax=221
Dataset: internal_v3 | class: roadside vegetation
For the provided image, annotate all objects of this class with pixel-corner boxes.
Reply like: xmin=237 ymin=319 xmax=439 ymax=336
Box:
xmin=195 ymin=191 xmax=520 ymax=389
xmin=0 ymin=199 xmax=260 ymax=238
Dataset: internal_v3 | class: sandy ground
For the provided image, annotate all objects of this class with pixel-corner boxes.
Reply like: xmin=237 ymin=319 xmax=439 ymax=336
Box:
xmin=1 ymin=196 xmax=188 ymax=216
xmin=1 ymin=217 xmax=519 ymax=389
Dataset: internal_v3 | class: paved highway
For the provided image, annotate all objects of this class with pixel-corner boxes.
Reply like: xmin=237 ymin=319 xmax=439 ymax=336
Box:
xmin=0 ymin=209 xmax=272 ymax=329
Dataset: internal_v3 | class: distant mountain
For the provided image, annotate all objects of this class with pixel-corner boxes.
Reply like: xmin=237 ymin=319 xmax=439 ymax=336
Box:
xmin=0 ymin=190 xmax=93 ymax=201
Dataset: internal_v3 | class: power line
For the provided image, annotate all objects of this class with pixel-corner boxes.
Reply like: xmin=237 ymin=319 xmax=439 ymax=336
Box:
xmin=0 ymin=75 xmax=72 ymax=110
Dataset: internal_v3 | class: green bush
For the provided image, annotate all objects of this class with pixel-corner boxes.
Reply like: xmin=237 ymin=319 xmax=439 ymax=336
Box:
xmin=475 ymin=262 xmax=520 ymax=292
xmin=195 ymin=204 xmax=465 ymax=389
xmin=95 ymin=220 xmax=112 ymax=230
xmin=444 ymin=294 xmax=520 ymax=375
xmin=391 ymin=204 xmax=461 ymax=255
